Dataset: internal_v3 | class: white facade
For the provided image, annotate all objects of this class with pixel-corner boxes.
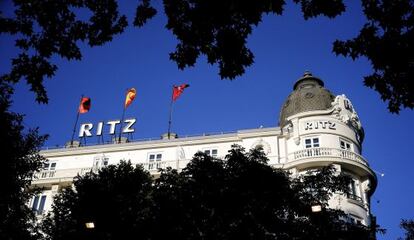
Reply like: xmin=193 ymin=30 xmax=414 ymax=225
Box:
xmin=30 ymin=74 xmax=377 ymax=226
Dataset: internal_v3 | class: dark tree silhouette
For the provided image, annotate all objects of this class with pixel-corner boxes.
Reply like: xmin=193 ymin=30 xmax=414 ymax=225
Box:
xmin=43 ymin=146 xmax=375 ymax=240
xmin=333 ymin=0 xmax=414 ymax=113
xmin=41 ymin=161 xmax=153 ymax=240
xmin=145 ymin=0 xmax=345 ymax=79
xmin=0 ymin=83 xmax=47 ymax=240
xmin=399 ymin=219 xmax=414 ymax=240
xmin=131 ymin=0 xmax=414 ymax=113
xmin=151 ymin=145 xmax=374 ymax=240
xmin=0 ymin=0 xmax=127 ymax=103
xmin=1 ymin=0 xmax=413 ymax=112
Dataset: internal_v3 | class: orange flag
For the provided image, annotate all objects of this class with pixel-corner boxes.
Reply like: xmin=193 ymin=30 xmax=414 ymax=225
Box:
xmin=125 ymin=88 xmax=137 ymax=108
xmin=79 ymin=97 xmax=91 ymax=114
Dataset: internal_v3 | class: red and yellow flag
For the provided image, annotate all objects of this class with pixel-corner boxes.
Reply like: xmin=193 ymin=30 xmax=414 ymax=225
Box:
xmin=172 ymin=84 xmax=190 ymax=101
xmin=78 ymin=97 xmax=91 ymax=114
xmin=125 ymin=88 xmax=137 ymax=108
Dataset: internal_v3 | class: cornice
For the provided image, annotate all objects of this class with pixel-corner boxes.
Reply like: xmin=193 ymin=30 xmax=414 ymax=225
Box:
xmin=41 ymin=127 xmax=281 ymax=158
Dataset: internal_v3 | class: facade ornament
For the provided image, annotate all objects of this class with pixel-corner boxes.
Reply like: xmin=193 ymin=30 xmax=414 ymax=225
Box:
xmin=287 ymin=122 xmax=293 ymax=133
xmin=361 ymin=180 xmax=371 ymax=193
xmin=294 ymin=137 xmax=300 ymax=145
xmin=290 ymin=119 xmax=300 ymax=145
xmin=251 ymin=138 xmax=271 ymax=154
xmin=92 ymin=153 xmax=109 ymax=171
xmin=331 ymin=94 xmax=363 ymax=131
xmin=176 ymin=146 xmax=186 ymax=160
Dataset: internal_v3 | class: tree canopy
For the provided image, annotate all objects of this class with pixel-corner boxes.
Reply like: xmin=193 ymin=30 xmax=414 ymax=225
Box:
xmin=42 ymin=145 xmax=375 ymax=240
xmin=0 ymin=82 xmax=47 ymax=240
xmin=399 ymin=219 xmax=414 ymax=240
xmin=0 ymin=0 xmax=127 ymax=103
xmin=333 ymin=0 xmax=414 ymax=113
xmin=41 ymin=161 xmax=153 ymax=240
xmin=1 ymin=0 xmax=413 ymax=112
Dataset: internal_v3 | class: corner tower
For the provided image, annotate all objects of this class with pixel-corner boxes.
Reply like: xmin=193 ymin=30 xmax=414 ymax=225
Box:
xmin=280 ymin=72 xmax=376 ymax=225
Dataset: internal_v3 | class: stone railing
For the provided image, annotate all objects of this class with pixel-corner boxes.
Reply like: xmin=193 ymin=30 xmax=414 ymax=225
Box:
xmin=32 ymin=167 xmax=93 ymax=181
xmin=32 ymin=160 xmax=191 ymax=182
xmin=141 ymin=160 xmax=188 ymax=172
xmin=289 ymin=147 xmax=368 ymax=166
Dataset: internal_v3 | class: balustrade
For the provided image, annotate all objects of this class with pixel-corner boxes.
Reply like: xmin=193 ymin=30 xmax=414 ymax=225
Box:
xmin=290 ymin=147 xmax=368 ymax=166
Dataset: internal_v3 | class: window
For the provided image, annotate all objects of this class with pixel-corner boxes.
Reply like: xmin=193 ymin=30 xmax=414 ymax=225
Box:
xmin=204 ymin=149 xmax=218 ymax=157
xmin=347 ymin=178 xmax=363 ymax=202
xmin=50 ymin=162 xmax=56 ymax=170
xmin=340 ymin=139 xmax=352 ymax=158
xmin=43 ymin=162 xmax=57 ymax=171
xmin=305 ymin=138 xmax=319 ymax=148
xmin=148 ymin=153 xmax=162 ymax=170
xmin=102 ymin=157 xmax=109 ymax=166
xmin=340 ymin=139 xmax=351 ymax=150
xmin=93 ymin=156 xmax=109 ymax=171
xmin=41 ymin=162 xmax=57 ymax=178
xmin=43 ymin=163 xmax=49 ymax=170
xmin=32 ymin=195 xmax=47 ymax=215
xmin=304 ymin=137 xmax=320 ymax=156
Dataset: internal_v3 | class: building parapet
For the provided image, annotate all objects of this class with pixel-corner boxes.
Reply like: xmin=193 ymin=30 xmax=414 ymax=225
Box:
xmin=40 ymin=127 xmax=281 ymax=158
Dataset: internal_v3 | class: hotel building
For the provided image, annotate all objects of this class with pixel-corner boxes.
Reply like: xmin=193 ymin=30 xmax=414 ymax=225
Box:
xmin=30 ymin=72 xmax=377 ymax=226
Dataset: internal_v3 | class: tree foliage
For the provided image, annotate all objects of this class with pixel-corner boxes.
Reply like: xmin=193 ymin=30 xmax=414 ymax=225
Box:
xmin=41 ymin=161 xmax=153 ymax=240
xmin=0 ymin=0 xmax=127 ymax=103
xmin=156 ymin=0 xmax=345 ymax=79
xmin=0 ymin=82 xmax=47 ymax=240
xmin=333 ymin=0 xmax=414 ymax=113
xmin=139 ymin=0 xmax=413 ymax=113
xmin=1 ymin=0 xmax=413 ymax=112
xmin=399 ymin=219 xmax=414 ymax=240
xmin=43 ymin=145 xmax=374 ymax=240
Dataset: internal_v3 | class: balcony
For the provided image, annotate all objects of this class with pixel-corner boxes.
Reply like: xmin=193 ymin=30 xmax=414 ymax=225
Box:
xmin=32 ymin=148 xmax=369 ymax=183
xmin=32 ymin=168 xmax=93 ymax=181
xmin=288 ymin=147 xmax=368 ymax=166
xmin=142 ymin=160 xmax=183 ymax=172
xmin=347 ymin=193 xmax=363 ymax=202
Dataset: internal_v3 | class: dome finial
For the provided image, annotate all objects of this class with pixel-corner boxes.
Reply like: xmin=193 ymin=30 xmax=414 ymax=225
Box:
xmin=293 ymin=71 xmax=324 ymax=90
xmin=303 ymin=71 xmax=312 ymax=77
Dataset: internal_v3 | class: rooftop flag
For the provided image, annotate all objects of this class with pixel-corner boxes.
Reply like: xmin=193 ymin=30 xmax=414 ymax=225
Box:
xmin=125 ymin=88 xmax=137 ymax=108
xmin=172 ymin=84 xmax=190 ymax=101
xmin=167 ymin=83 xmax=190 ymax=139
xmin=79 ymin=97 xmax=91 ymax=114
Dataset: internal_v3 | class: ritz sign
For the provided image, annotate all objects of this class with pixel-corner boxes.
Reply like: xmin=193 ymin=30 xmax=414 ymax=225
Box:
xmin=79 ymin=118 xmax=136 ymax=137
xmin=304 ymin=120 xmax=336 ymax=130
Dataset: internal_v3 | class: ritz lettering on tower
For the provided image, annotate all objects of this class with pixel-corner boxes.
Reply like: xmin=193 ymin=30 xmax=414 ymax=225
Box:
xmin=304 ymin=120 xmax=336 ymax=130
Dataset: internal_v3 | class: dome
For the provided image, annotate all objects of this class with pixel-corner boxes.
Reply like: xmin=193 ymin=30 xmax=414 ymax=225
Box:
xmin=279 ymin=72 xmax=335 ymax=127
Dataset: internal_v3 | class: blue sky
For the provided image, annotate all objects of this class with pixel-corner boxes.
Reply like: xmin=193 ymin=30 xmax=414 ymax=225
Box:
xmin=1 ymin=1 xmax=413 ymax=239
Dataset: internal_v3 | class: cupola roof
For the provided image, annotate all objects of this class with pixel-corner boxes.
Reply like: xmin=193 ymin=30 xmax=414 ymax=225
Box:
xmin=279 ymin=72 xmax=335 ymax=127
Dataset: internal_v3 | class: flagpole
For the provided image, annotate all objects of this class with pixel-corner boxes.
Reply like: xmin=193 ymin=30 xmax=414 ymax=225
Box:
xmin=118 ymin=89 xmax=127 ymax=144
xmin=70 ymin=95 xmax=83 ymax=147
xmin=167 ymin=85 xmax=175 ymax=140
xmin=118 ymin=107 xmax=126 ymax=143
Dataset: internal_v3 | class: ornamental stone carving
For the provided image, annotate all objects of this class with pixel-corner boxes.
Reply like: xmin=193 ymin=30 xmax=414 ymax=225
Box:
xmin=331 ymin=94 xmax=362 ymax=132
xmin=251 ymin=139 xmax=271 ymax=154
xmin=176 ymin=146 xmax=186 ymax=160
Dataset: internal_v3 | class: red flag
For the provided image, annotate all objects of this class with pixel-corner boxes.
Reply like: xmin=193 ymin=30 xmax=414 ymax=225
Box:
xmin=78 ymin=97 xmax=91 ymax=114
xmin=172 ymin=84 xmax=190 ymax=101
xmin=125 ymin=88 xmax=137 ymax=108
